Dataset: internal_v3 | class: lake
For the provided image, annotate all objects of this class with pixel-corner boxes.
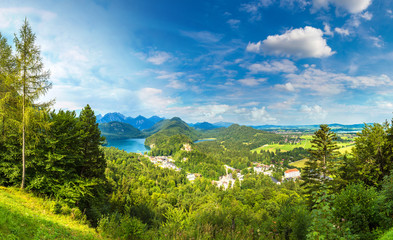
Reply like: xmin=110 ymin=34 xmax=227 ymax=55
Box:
xmin=194 ymin=138 xmax=216 ymax=143
xmin=105 ymin=138 xmax=150 ymax=153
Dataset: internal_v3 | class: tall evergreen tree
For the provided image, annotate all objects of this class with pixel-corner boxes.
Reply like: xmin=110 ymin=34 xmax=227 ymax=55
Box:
xmin=14 ymin=19 xmax=52 ymax=189
xmin=301 ymin=124 xmax=339 ymax=206
xmin=78 ymin=104 xmax=106 ymax=179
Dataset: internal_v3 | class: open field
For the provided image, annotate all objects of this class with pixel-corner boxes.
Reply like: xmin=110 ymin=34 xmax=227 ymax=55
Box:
xmin=251 ymin=135 xmax=313 ymax=153
xmin=0 ymin=187 xmax=103 ymax=240
xmin=289 ymin=158 xmax=309 ymax=169
xmin=252 ymin=134 xmax=355 ymax=154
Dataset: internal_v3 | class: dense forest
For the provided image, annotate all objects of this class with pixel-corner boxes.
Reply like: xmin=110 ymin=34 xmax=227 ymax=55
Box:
xmin=3 ymin=20 xmax=393 ymax=240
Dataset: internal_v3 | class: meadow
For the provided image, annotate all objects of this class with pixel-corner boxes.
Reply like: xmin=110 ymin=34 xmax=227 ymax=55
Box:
xmin=251 ymin=134 xmax=355 ymax=154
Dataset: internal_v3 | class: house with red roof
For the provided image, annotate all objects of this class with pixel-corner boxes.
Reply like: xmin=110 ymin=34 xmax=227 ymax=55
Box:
xmin=284 ymin=168 xmax=301 ymax=179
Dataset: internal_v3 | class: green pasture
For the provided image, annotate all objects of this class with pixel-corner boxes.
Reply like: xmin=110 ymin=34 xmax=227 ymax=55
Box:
xmin=252 ymin=134 xmax=355 ymax=154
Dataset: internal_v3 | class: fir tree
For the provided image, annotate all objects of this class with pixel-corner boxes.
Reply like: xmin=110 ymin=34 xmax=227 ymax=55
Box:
xmin=301 ymin=124 xmax=339 ymax=206
xmin=14 ymin=19 xmax=52 ymax=188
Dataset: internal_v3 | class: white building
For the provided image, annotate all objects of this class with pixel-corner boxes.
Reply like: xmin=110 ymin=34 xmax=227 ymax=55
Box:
xmin=284 ymin=169 xmax=301 ymax=179
xmin=187 ymin=173 xmax=196 ymax=181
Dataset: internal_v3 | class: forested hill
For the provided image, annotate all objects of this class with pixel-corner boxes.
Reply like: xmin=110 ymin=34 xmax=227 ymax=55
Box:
xmin=99 ymin=121 xmax=145 ymax=140
xmin=202 ymin=124 xmax=284 ymax=150
xmin=143 ymin=117 xmax=199 ymax=141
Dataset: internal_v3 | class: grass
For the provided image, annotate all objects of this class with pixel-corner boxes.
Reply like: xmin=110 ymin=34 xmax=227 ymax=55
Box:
xmin=0 ymin=186 xmax=104 ymax=240
xmin=251 ymin=135 xmax=313 ymax=153
xmin=289 ymin=158 xmax=309 ymax=169
xmin=251 ymin=134 xmax=355 ymax=154
xmin=379 ymin=228 xmax=393 ymax=240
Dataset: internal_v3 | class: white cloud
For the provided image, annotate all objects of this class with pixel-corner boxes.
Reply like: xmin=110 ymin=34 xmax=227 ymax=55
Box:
xmin=275 ymin=82 xmax=295 ymax=91
xmin=360 ymin=11 xmax=372 ymax=20
xmin=246 ymin=41 xmax=262 ymax=52
xmin=312 ymin=0 xmax=372 ymax=14
xmin=281 ymin=67 xmax=393 ymax=95
xmin=323 ymin=23 xmax=334 ymax=36
xmin=164 ymin=104 xmax=276 ymax=124
xmin=334 ymin=27 xmax=350 ymax=36
xmin=268 ymin=97 xmax=296 ymax=110
xmin=376 ymin=101 xmax=393 ymax=109
xmin=138 ymin=88 xmax=177 ymax=111
xmin=247 ymin=26 xmax=335 ymax=58
xmin=369 ymin=36 xmax=383 ymax=48
xmin=240 ymin=0 xmax=274 ymax=21
xmin=227 ymin=19 xmax=241 ymax=29
xmin=279 ymin=0 xmax=310 ymax=10
xmin=300 ymin=105 xmax=327 ymax=120
xmin=387 ymin=9 xmax=393 ymax=18
xmin=248 ymin=59 xmax=298 ymax=73
xmin=146 ymin=51 xmax=172 ymax=65
xmin=181 ymin=30 xmax=223 ymax=43
xmin=238 ymin=77 xmax=267 ymax=86
xmin=0 ymin=7 xmax=56 ymax=30
xmin=250 ymin=107 xmax=276 ymax=122
xmin=167 ymin=80 xmax=185 ymax=89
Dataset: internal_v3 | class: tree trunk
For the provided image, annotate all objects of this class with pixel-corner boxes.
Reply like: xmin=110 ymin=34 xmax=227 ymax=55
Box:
xmin=21 ymin=73 xmax=26 ymax=189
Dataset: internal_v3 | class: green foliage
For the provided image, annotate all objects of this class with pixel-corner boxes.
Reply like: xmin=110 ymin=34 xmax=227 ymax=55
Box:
xmin=0 ymin=187 xmax=101 ymax=240
xmin=332 ymin=183 xmax=387 ymax=239
xmin=144 ymin=117 xmax=199 ymax=141
xmin=301 ymin=124 xmax=340 ymax=206
xmin=351 ymin=123 xmax=391 ymax=187
xmin=98 ymin=212 xmax=146 ymax=240
xmin=14 ymin=19 xmax=52 ymax=189
xmin=148 ymin=134 xmax=193 ymax=156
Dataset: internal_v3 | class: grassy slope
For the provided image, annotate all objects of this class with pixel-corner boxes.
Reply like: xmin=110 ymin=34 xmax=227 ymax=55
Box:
xmin=251 ymin=134 xmax=355 ymax=154
xmin=289 ymin=158 xmax=309 ymax=169
xmin=0 ymin=187 xmax=104 ymax=240
xmin=251 ymin=135 xmax=313 ymax=153
xmin=380 ymin=228 xmax=393 ymax=240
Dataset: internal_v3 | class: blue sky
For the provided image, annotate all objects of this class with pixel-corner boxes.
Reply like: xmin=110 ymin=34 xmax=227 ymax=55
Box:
xmin=1 ymin=0 xmax=393 ymax=125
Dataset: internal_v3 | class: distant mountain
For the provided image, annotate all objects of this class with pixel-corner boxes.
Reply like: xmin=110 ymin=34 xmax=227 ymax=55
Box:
xmin=97 ymin=112 xmax=126 ymax=124
xmin=191 ymin=122 xmax=220 ymax=130
xmin=97 ymin=112 xmax=164 ymax=130
xmin=126 ymin=115 xmax=156 ymax=130
xmin=149 ymin=116 xmax=165 ymax=124
xmin=96 ymin=114 xmax=103 ymax=121
xmin=213 ymin=122 xmax=234 ymax=128
xmin=99 ymin=121 xmax=145 ymax=140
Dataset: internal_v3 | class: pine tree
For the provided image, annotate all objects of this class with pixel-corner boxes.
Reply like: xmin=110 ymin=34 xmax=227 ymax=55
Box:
xmin=78 ymin=104 xmax=106 ymax=179
xmin=14 ymin=19 xmax=52 ymax=189
xmin=301 ymin=124 xmax=339 ymax=206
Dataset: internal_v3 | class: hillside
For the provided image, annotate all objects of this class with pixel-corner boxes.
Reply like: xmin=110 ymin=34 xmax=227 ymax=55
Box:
xmin=99 ymin=121 xmax=145 ymax=140
xmin=143 ymin=117 xmax=199 ymax=140
xmin=0 ymin=187 xmax=103 ymax=240
xmin=201 ymin=124 xmax=284 ymax=150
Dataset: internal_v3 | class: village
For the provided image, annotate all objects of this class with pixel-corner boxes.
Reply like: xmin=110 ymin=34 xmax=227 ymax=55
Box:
xmin=146 ymin=154 xmax=301 ymax=190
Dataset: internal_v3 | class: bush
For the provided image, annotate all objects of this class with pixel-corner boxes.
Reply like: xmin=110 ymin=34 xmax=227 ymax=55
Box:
xmin=333 ymin=183 xmax=386 ymax=240
xmin=98 ymin=212 xmax=146 ymax=240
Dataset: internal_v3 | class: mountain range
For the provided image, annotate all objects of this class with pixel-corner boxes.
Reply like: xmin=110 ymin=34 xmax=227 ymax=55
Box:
xmin=96 ymin=112 xmax=164 ymax=130
xmin=97 ymin=112 xmax=368 ymax=140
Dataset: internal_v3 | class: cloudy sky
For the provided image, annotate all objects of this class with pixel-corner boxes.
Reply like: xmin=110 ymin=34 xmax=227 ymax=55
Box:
xmin=1 ymin=0 xmax=393 ymax=125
